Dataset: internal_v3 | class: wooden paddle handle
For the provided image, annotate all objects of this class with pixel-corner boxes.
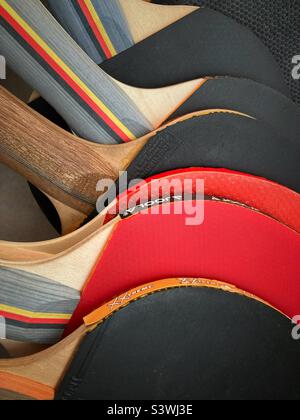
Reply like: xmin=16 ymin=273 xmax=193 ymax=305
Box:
xmin=0 ymin=86 xmax=118 ymax=213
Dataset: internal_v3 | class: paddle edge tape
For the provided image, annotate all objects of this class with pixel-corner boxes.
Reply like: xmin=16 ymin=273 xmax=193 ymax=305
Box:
xmin=84 ymin=277 xmax=279 ymax=327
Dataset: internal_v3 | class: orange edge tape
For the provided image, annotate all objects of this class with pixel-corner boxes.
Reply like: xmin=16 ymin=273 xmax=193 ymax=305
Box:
xmin=84 ymin=277 xmax=272 ymax=326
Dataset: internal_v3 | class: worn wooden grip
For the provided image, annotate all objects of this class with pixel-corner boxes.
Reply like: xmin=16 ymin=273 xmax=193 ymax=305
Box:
xmin=0 ymin=86 xmax=139 ymax=213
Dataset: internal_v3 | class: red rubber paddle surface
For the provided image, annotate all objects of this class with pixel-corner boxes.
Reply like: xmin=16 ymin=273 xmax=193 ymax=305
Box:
xmin=65 ymin=200 xmax=300 ymax=335
xmin=108 ymin=168 xmax=300 ymax=232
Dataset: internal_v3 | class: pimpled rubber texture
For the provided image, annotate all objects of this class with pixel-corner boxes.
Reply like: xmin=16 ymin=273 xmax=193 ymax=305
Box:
xmin=153 ymin=0 xmax=300 ymax=104
xmin=57 ymin=288 xmax=300 ymax=400
xmin=125 ymin=113 xmax=300 ymax=193
xmin=101 ymin=8 xmax=288 ymax=95
xmin=66 ymin=201 xmax=300 ymax=335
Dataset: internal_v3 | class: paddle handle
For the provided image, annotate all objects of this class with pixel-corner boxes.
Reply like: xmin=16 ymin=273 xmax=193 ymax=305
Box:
xmin=0 ymin=86 xmax=115 ymax=213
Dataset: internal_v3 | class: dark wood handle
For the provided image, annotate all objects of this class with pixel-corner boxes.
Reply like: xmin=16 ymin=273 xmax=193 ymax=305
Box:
xmin=0 ymin=86 xmax=117 ymax=213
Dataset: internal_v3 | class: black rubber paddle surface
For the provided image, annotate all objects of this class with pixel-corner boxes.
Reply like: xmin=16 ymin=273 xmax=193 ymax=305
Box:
xmin=153 ymin=0 xmax=300 ymax=104
xmin=57 ymin=288 xmax=300 ymax=400
xmin=127 ymin=113 xmax=300 ymax=192
xmin=101 ymin=8 xmax=288 ymax=95
xmin=166 ymin=77 xmax=300 ymax=146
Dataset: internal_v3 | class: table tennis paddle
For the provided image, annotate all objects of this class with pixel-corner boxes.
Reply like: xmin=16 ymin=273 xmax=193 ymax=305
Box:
xmin=1 ymin=84 xmax=300 ymax=234
xmin=1 ymin=199 xmax=299 ymax=345
xmin=151 ymin=0 xmax=300 ymax=104
xmin=0 ymin=0 xmax=290 ymax=146
xmin=0 ymin=278 xmax=299 ymax=400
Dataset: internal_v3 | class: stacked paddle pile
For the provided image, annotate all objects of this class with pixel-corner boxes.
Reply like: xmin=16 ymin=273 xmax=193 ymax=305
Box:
xmin=0 ymin=0 xmax=299 ymax=400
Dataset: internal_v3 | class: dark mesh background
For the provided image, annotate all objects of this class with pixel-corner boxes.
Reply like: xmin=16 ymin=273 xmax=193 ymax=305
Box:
xmin=152 ymin=0 xmax=300 ymax=104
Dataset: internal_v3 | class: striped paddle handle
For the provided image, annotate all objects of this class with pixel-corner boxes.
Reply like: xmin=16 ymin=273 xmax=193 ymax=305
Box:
xmin=46 ymin=0 xmax=134 ymax=64
xmin=0 ymin=0 xmax=152 ymax=144
xmin=0 ymin=266 xmax=80 ymax=344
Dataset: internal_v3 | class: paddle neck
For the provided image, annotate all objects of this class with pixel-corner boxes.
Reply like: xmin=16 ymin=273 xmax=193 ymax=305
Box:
xmin=0 ymin=0 xmax=152 ymax=144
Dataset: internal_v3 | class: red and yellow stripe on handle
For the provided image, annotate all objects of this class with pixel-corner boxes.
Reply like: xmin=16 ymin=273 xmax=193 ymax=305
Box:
xmin=77 ymin=0 xmax=117 ymax=59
